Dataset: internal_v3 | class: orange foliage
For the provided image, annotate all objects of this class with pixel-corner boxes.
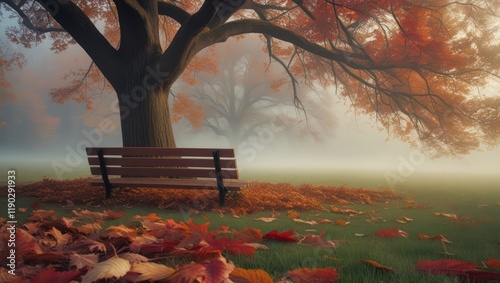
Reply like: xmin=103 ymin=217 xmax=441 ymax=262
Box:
xmin=12 ymin=178 xmax=409 ymax=213
xmin=172 ymin=93 xmax=205 ymax=128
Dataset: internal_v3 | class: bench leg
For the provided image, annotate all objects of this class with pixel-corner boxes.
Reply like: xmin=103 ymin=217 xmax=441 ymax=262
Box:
xmin=105 ymin=184 xmax=113 ymax=199
xmin=218 ymin=187 xmax=229 ymax=207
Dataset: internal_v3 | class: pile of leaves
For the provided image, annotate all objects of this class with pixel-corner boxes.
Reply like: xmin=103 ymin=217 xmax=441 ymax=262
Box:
xmin=1 ymin=208 xmax=500 ymax=282
xmin=11 ymin=178 xmax=409 ymax=213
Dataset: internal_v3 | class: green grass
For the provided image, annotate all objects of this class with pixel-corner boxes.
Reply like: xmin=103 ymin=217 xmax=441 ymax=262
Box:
xmin=2 ymin=170 xmax=499 ymax=282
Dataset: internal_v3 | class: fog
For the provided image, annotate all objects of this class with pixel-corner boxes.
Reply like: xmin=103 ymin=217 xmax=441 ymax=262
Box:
xmin=0 ymin=35 xmax=499 ymax=187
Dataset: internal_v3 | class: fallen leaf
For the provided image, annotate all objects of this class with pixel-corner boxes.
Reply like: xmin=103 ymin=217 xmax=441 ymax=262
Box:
xmin=361 ymin=259 xmax=395 ymax=272
xmin=263 ymin=230 xmax=297 ymax=242
xmin=418 ymin=233 xmax=452 ymax=243
xmin=229 ymin=267 xmax=274 ymax=283
xmin=334 ymin=219 xmax=350 ymax=226
xmin=254 ymin=217 xmax=278 ymax=223
xmin=373 ymin=227 xmax=409 ymax=238
xmin=45 ymin=227 xmax=72 ymax=247
xmin=484 ymin=258 xmax=500 ymax=270
xmin=167 ymin=256 xmax=234 ymax=283
xmin=416 ymin=259 xmax=477 ymax=276
xmin=104 ymin=209 xmax=124 ymax=219
xmin=124 ymin=262 xmax=175 ymax=282
xmin=330 ymin=206 xmax=360 ymax=214
xmin=119 ymin=253 xmax=149 ymax=263
xmin=298 ymin=232 xmax=336 ymax=248
xmin=286 ymin=267 xmax=339 ymax=282
xmin=355 ymin=233 xmax=365 ymax=237
xmin=287 ymin=210 xmax=300 ymax=219
xmin=233 ymin=228 xmax=262 ymax=243
xmin=28 ymin=268 xmax=81 ymax=283
xmin=69 ymin=253 xmax=99 ymax=269
xmin=318 ymin=219 xmax=332 ymax=224
xmin=205 ymin=256 xmax=235 ymax=283
xmin=293 ymin=218 xmax=318 ymax=225
xmin=244 ymin=243 xmax=269 ymax=250
xmin=81 ymin=256 xmax=131 ymax=283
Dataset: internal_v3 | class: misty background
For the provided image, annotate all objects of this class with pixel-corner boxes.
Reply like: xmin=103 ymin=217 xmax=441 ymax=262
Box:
xmin=1 ymin=34 xmax=499 ymax=187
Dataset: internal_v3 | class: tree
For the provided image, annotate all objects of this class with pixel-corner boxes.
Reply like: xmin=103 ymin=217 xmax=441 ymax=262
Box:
xmin=1 ymin=0 xmax=499 ymax=155
xmin=171 ymin=37 xmax=336 ymax=147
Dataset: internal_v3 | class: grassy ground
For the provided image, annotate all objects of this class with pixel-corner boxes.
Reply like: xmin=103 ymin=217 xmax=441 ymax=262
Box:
xmin=2 ymin=170 xmax=499 ymax=282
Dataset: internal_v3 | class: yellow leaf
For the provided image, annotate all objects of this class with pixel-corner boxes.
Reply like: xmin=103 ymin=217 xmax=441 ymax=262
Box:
xmin=229 ymin=267 xmax=274 ymax=283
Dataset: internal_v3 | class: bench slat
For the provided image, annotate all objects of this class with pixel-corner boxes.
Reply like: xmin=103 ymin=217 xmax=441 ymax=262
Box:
xmin=86 ymin=147 xmax=235 ymax=158
xmin=89 ymin=166 xmax=239 ymax=179
xmin=90 ymin=177 xmax=248 ymax=190
xmin=88 ymin=157 xmax=237 ymax=169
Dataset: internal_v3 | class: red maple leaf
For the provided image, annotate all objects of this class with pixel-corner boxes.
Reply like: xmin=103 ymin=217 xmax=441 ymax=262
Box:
xmin=416 ymin=259 xmax=477 ymax=276
xmin=373 ymin=227 xmax=409 ymax=239
xmin=104 ymin=209 xmax=124 ymax=219
xmin=28 ymin=268 xmax=81 ymax=283
xmin=286 ymin=267 xmax=340 ymax=282
xmin=263 ymin=230 xmax=297 ymax=242
xmin=417 ymin=259 xmax=500 ymax=281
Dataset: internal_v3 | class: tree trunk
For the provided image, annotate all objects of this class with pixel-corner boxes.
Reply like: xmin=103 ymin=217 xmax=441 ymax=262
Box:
xmin=118 ymin=87 xmax=176 ymax=148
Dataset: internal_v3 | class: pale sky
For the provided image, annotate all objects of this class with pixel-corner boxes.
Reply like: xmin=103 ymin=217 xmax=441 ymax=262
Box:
xmin=1 ymin=31 xmax=499 ymax=184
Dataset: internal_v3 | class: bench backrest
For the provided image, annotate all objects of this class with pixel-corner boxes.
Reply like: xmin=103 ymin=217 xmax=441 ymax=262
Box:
xmin=86 ymin=147 xmax=239 ymax=179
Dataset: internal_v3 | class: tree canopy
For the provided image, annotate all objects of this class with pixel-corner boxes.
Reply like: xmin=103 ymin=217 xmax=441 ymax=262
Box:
xmin=1 ymin=0 xmax=499 ymax=155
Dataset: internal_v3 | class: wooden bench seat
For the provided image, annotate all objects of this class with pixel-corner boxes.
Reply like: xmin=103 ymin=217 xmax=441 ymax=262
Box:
xmin=86 ymin=147 xmax=249 ymax=206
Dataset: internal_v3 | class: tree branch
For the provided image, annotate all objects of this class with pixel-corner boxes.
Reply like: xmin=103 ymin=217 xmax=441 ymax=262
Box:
xmin=157 ymin=1 xmax=190 ymax=24
xmin=33 ymin=0 xmax=122 ymax=88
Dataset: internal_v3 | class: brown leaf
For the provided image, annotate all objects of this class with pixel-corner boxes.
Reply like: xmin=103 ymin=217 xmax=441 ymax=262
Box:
xmin=298 ymin=232 xmax=336 ymax=248
xmin=69 ymin=253 xmax=99 ymax=269
xmin=361 ymin=259 xmax=395 ymax=272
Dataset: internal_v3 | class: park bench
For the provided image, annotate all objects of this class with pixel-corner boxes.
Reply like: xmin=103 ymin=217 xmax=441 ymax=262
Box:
xmin=86 ymin=147 xmax=248 ymax=206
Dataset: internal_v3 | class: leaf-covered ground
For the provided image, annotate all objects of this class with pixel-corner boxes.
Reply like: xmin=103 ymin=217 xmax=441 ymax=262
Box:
xmin=1 ymin=178 xmax=499 ymax=282
xmin=10 ymin=178 xmax=408 ymax=214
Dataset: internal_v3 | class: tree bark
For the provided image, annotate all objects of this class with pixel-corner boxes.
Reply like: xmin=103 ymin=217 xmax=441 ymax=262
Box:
xmin=119 ymin=87 xmax=176 ymax=147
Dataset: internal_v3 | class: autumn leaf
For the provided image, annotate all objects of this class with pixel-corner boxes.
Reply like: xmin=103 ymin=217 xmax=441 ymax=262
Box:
xmin=69 ymin=253 xmax=99 ymax=269
xmin=28 ymin=209 xmax=56 ymax=221
xmin=119 ymin=253 xmax=149 ymax=263
xmin=67 ymin=238 xmax=107 ymax=253
xmin=418 ymin=233 xmax=452 ymax=243
xmin=298 ymin=232 xmax=336 ymax=248
xmin=233 ymin=228 xmax=263 ymax=243
xmin=167 ymin=256 xmax=234 ymax=283
xmin=205 ymin=256 xmax=235 ymax=283
xmin=330 ymin=206 xmax=360 ymax=214
xmin=81 ymin=256 xmax=131 ymax=283
xmin=263 ymin=230 xmax=297 ymax=242
xmin=293 ymin=218 xmax=318 ymax=225
xmin=416 ymin=259 xmax=477 ymax=276
xmin=287 ymin=210 xmax=301 ymax=219
xmin=318 ymin=219 xmax=332 ymax=224
xmin=100 ymin=224 xmax=137 ymax=239
xmin=229 ymin=267 xmax=274 ymax=283
xmin=254 ymin=217 xmax=278 ymax=223
xmin=484 ymin=258 xmax=500 ymax=270
xmin=361 ymin=259 xmax=395 ymax=272
xmin=373 ymin=227 xmax=409 ymax=239
xmin=210 ymin=237 xmax=256 ymax=257
xmin=286 ymin=267 xmax=340 ymax=282
xmin=124 ymin=262 xmax=175 ymax=282
xmin=28 ymin=268 xmax=81 ymax=283
xmin=72 ymin=209 xmax=108 ymax=220
xmin=104 ymin=209 xmax=124 ymax=219
xmin=334 ymin=219 xmax=350 ymax=226
xmin=45 ymin=227 xmax=72 ymax=247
